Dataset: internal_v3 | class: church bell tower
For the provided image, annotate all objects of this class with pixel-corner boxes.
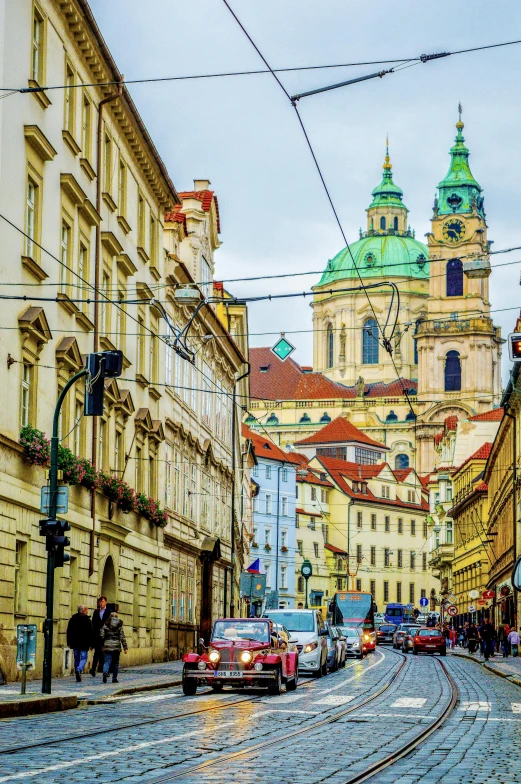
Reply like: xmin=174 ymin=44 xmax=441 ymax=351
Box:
xmin=416 ymin=111 xmax=503 ymax=465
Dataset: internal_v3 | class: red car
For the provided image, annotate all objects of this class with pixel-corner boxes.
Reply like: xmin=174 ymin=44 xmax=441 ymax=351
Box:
xmin=182 ymin=618 xmax=299 ymax=696
xmin=412 ymin=627 xmax=446 ymax=656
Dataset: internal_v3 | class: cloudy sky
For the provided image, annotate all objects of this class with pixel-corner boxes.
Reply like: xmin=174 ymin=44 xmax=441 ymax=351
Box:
xmin=89 ymin=0 xmax=521 ymax=382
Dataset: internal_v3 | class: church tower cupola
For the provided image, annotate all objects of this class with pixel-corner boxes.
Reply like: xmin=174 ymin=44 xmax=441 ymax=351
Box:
xmin=366 ymin=139 xmax=409 ymax=235
xmin=435 ymin=106 xmax=484 ymax=218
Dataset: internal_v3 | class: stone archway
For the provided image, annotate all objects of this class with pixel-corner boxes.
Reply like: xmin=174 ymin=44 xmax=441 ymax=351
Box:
xmin=101 ymin=556 xmax=117 ymax=606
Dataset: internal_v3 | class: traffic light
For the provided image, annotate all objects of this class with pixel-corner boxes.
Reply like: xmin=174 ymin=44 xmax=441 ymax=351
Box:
xmin=39 ymin=519 xmax=71 ymax=568
xmin=509 ymin=333 xmax=521 ymax=362
xmin=84 ymin=350 xmax=123 ymax=416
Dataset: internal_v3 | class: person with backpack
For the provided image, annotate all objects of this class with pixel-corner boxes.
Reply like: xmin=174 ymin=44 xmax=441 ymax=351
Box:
xmin=100 ymin=612 xmax=128 ymax=684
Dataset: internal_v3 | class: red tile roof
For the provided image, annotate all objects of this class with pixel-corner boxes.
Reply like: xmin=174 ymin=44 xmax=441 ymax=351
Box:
xmin=445 ymin=416 xmax=459 ymax=431
xmin=433 ymin=433 xmax=443 ymax=446
xmin=178 ymin=190 xmax=221 ymax=232
xmin=419 ymin=474 xmax=433 ymax=488
xmin=475 ymin=482 xmax=489 ymax=492
xmin=242 ymin=424 xmax=300 ymax=464
xmin=249 ymin=347 xmax=417 ymax=401
xmin=393 ymin=468 xmax=413 ymax=482
xmin=456 ymin=442 xmax=493 ymax=472
xmin=164 ymin=204 xmax=187 ymax=228
xmin=294 ymin=416 xmax=386 ymax=450
xmin=296 ymin=468 xmax=334 ymax=487
xmin=325 ymin=543 xmax=347 ymax=554
xmin=469 ymin=408 xmax=504 ymax=422
xmin=296 ymin=507 xmax=323 ymax=518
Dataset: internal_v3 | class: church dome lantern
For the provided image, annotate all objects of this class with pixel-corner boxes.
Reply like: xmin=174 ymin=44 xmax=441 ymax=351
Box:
xmin=435 ymin=107 xmax=484 ymax=218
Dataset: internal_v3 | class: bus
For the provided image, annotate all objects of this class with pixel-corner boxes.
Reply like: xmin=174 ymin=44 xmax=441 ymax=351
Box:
xmin=330 ymin=591 xmax=376 ymax=652
xmin=384 ymin=603 xmax=415 ymax=625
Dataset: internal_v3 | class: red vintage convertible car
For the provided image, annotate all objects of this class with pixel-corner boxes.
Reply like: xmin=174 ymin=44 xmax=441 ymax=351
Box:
xmin=182 ymin=618 xmax=299 ymax=696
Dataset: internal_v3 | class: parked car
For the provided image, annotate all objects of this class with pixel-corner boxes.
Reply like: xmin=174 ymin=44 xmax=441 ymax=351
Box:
xmin=374 ymin=613 xmax=386 ymax=626
xmin=324 ymin=622 xmax=342 ymax=672
xmin=337 ymin=626 xmax=365 ymax=659
xmin=263 ymin=608 xmax=328 ymax=677
xmin=393 ymin=623 xmax=421 ymax=649
xmin=412 ymin=627 xmax=447 ymax=656
xmin=333 ymin=626 xmax=347 ymax=667
xmin=416 ymin=614 xmax=428 ymax=625
xmin=376 ymin=624 xmax=398 ymax=645
xmin=182 ymin=618 xmax=299 ymax=696
xmin=401 ymin=626 xmax=421 ymax=653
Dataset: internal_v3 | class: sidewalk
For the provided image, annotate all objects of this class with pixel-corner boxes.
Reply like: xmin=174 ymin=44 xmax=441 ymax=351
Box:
xmin=450 ymin=646 xmax=521 ymax=687
xmin=0 ymin=659 xmax=184 ymax=716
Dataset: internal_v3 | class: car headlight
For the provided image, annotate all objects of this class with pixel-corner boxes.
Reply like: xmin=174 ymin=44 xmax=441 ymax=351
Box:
xmin=304 ymin=641 xmax=318 ymax=653
xmin=254 ymin=662 xmax=263 ymax=672
xmin=240 ymin=650 xmax=253 ymax=664
xmin=198 ymin=660 xmax=207 ymax=670
xmin=352 ymin=641 xmax=360 ymax=648
xmin=208 ymin=649 xmax=220 ymax=663
xmin=364 ymin=635 xmax=371 ymax=641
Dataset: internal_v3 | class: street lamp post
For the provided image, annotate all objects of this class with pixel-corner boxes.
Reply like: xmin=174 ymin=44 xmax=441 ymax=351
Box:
xmin=301 ymin=559 xmax=312 ymax=609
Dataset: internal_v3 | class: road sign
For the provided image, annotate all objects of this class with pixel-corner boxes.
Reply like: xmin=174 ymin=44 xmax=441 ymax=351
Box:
xmin=477 ymin=599 xmax=488 ymax=606
xmin=447 ymin=593 xmax=457 ymax=605
xmin=469 ymin=605 xmax=476 ymax=613
xmin=271 ymin=336 xmax=296 ymax=362
xmin=447 ymin=605 xmax=458 ymax=617
xmin=406 ymin=603 xmax=413 ymax=610
xmin=40 ymin=486 xmax=68 ymax=515
xmin=482 ymin=589 xmax=495 ymax=600
xmin=239 ymin=572 xmax=266 ymax=599
xmin=419 ymin=597 xmax=429 ymax=607
xmin=469 ymin=590 xmax=480 ymax=600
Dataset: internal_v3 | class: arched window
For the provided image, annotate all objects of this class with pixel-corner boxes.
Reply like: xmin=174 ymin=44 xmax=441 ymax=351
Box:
xmin=413 ymin=318 xmax=423 ymax=365
xmin=380 ymin=216 xmax=386 ymax=230
xmin=446 ymin=259 xmax=463 ymax=297
xmin=326 ymin=324 xmax=334 ymax=368
xmin=395 ymin=454 xmax=410 ymax=470
xmin=362 ymin=319 xmax=379 ymax=365
xmin=393 ymin=216 xmax=399 ymax=231
xmin=445 ymin=350 xmax=461 ymax=391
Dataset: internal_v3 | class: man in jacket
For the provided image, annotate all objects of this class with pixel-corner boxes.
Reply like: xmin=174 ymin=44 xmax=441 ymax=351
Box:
xmin=67 ymin=605 xmax=94 ymax=682
xmin=100 ymin=612 xmax=128 ymax=684
xmin=478 ymin=617 xmax=495 ymax=661
xmin=90 ymin=596 xmax=111 ymax=677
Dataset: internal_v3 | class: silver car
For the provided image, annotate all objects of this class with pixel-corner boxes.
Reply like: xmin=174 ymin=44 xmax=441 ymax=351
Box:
xmin=393 ymin=623 xmax=421 ymax=649
xmin=401 ymin=626 xmax=421 ymax=652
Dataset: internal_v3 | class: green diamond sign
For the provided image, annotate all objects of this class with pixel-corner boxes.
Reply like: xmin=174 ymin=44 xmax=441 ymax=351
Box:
xmin=271 ymin=336 xmax=295 ymax=362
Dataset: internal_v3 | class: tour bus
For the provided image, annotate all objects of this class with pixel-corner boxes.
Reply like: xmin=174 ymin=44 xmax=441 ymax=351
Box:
xmin=384 ymin=603 xmax=414 ymax=625
xmin=330 ymin=591 xmax=376 ymax=652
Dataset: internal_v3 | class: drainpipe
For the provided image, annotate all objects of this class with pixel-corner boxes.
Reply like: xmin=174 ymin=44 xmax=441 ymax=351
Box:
xmin=504 ymin=406 xmax=517 ymax=626
xmin=275 ymin=462 xmax=281 ymax=594
xmin=229 ymin=362 xmax=251 ymax=616
xmin=89 ymin=83 xmax=124 ymax=576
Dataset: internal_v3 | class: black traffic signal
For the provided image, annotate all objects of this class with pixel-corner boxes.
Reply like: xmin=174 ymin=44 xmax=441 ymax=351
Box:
xmin=509 ymin=333 xmax=521 ymax=362
xmin=39 ymin=519 xmax=71 ymax=568
xmin=84 ymin=350 xmax=123 ymax=416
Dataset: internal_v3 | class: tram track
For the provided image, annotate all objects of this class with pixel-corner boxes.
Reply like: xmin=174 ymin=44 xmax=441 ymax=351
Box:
xmin=142 ymin=649 xmax=408 ymax=783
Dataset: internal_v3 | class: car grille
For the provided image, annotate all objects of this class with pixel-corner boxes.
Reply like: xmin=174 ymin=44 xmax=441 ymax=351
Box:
xmin=216 ymin=648 xmax=246 ymax=671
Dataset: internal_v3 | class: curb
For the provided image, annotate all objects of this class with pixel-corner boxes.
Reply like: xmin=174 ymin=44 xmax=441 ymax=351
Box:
xmin=0 ymin=695 xmax=78 ymax=719
xmin=450 ymin=650 xmax=521 ymax=688
xmin=87 ymin=677 xmax=183 ymax=703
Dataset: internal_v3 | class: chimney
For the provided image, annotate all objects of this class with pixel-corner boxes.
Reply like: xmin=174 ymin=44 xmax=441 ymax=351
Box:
xmin=194 ymin=179 xmax=211 ymax=191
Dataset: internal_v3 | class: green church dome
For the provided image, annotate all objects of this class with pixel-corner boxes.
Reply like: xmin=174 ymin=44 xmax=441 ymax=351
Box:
xmin=318 ymin=234 xmax=429 ymax=285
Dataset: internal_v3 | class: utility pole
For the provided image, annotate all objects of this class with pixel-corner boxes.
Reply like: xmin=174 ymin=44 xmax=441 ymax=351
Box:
xmin=42 ymin=368 xmax=87 ymax=694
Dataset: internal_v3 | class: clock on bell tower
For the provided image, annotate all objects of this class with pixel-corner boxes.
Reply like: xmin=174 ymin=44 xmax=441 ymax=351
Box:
xmin=415 ymin=111 xmax=503 ymax=470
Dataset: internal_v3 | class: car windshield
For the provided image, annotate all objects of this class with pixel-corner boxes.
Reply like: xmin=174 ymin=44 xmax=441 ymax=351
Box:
xmin=264 ymin=612 xmax=315 ymax=632
xmin=337 ymin=627 xmax=359 ymax=639
xmin=417 ymin=629 xmax=442 ymax=637
xmin=405 ymin=627 xmax=420 ymax=635
xmin=386 ymin=608 xmax=403 ymax=616
xmin=378 ymin=625 xmax=397 ymax=632
xmin=212 ymin=620 xmax=270 ymax=643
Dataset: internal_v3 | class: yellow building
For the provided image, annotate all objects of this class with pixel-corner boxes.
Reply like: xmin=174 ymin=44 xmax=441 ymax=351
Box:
xmin=449 ymin=443 xmax=492 ymax=623
xmin=0 ymin=1 xmax=249 ymax=680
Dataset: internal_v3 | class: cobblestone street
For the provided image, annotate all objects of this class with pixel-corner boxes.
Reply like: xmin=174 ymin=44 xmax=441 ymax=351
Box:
xmin=1 ymin=651 xmax=521 ymax=783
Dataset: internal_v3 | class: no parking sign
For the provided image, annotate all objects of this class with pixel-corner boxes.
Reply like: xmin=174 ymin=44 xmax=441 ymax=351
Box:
xmin=447 ymin=605 xmax=458 ymax=617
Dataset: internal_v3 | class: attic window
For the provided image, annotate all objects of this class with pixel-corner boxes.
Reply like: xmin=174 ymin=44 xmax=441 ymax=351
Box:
xmin=365 ymin=253 xmax=375 ymax=267
xmin=416 ymin=254 xmax=426 ymax=269
xmin=262 ymin=443 xmax=272 ymax=450
xmin=260 ymin=365 xmax=270 ymax=372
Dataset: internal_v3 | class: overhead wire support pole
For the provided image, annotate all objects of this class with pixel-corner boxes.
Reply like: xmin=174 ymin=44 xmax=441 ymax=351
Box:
xmin=291 ymin=69 xmax=394 ymax=103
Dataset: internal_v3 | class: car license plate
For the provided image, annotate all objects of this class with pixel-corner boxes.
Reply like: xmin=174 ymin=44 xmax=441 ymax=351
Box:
xmin=426 ymin=645 xmax=435 ymax=648
xmin=214 ymin=670 xmax=242 ymax=677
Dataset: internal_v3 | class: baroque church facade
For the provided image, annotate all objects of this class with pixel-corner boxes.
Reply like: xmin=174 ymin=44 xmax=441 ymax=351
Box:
xmin=248 ymin=116 xmax=503 ymax=475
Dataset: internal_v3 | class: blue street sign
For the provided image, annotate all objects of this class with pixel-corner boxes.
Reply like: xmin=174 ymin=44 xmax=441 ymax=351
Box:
xmin=271 ymin=336 xmax=295 ymax=362
xmin=16 ymin=624 xmax=37 ymax=670
xmin=41 ymin=486 xmax=68 ymax=515
xmin=419 ymin=597 xmax=429 ymax=607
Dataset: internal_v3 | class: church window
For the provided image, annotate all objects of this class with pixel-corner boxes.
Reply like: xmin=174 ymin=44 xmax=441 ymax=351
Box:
xmin=395 ymin=454 xmax=410 ymax=470
xmin=444 ymin=350 xmax=461 ymax=392
xmin=380 ymin=216 xmax=386 ymax=230
xmin=416 ymin=254 xmax=426 ymax=270
xmin=365 ymin=253 xmax=375 ymax=267
xmin=326 ymin=324 xmax=334 ymax=368
xmin=413 ymin=318 xmax=424 ymax=365
xmin=446 ymin=259 xmax=463 ymax=297
xmin=393 ymin=216 xmax=398 ymax=231
xmin=362 ymin=319 xmax=379 ymax=365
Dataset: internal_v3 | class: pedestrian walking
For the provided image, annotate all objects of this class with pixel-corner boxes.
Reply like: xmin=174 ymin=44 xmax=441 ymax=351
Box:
xmin=66 ymin=605 xmax=94 ymax=682
xmin=100 ymin=612 xmax=128 ymax=684
xmin=478 ymin=617 xmax=495 ymax=661
xmin=90 ymin=596 xmax=112 ymax=676
xmin=504 ymin=623 xmax=511 ymax=657
xmin=467 ymin=624 xmax=478 ymax=654
xmin=497 ymin=622 xmax=508 ymax=658
xmin=508 ymin=628 xmax=520 ymax=657
xmin=449 ymin=627 xmax=457 ymax=650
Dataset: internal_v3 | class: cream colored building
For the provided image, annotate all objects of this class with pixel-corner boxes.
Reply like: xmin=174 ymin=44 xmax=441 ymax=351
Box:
xmin=0 ymin=0 xmax=249 ymax=680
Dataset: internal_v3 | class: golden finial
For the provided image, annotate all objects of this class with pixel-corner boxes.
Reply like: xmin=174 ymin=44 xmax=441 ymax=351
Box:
xmin=456 ymin=102 xmax=464 ymax=131
xmin=383 ymin=134 xmax=392 ymax=170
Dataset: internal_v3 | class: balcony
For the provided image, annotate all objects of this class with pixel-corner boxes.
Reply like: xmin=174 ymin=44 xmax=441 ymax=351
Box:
xmin=428 ymin=543 xmax=455 ymax=569
xmin=416 ymin=317 xmax=497 ymax=337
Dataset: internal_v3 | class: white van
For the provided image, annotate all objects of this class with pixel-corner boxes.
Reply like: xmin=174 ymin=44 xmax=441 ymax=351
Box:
xmin=264 ymin=609 xmax=329 ymax=677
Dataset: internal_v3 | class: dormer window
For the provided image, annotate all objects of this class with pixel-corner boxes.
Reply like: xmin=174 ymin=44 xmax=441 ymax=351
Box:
xmin=260 ymin=365 xmax=270 ymax=373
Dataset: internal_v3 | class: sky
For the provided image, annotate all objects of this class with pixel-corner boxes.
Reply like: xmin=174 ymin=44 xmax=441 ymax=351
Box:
xmin=89 ymin=0 xmax=521 ymax=383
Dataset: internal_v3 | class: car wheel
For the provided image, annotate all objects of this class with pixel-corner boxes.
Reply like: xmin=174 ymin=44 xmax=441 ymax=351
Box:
xmin=286 ymin=669 xmax=298 ymax=691
xmin=440 ymin=650 xmax=446 ymax=656
xmin=182 ymin=669 xmax=197 ymax=696
xmin=357 ymin=652 xmax=363 ymax=659
xmin=341 ymin=653 xmax=346 ymax=668
xmin=267 ymin=666 xmax=282 ymax=696
xmin=321 ymin=657 xmax=328 ymax=677
xmin=211 ymin=682 xmax=224 ymax=692
xmin=313 ymin=662 xmax=322 ymax=678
